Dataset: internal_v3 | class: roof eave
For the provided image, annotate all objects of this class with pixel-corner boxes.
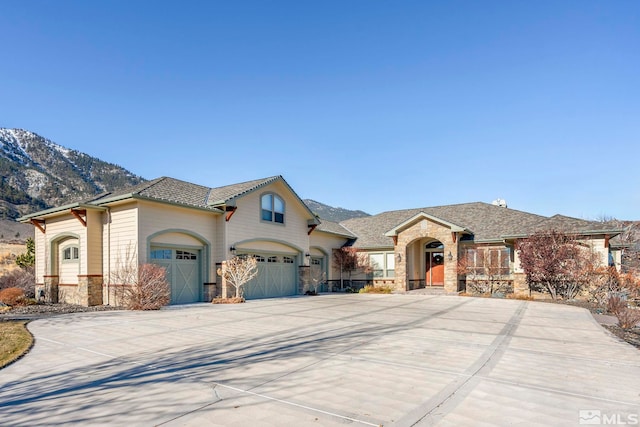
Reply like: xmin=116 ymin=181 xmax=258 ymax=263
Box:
xmin=130 ymin=195 xmax=224 ymax=214
xmin=18 ymin=203 xmax=107 ymax=222
xmin=501 ymin=228 xmax=625 ymax=240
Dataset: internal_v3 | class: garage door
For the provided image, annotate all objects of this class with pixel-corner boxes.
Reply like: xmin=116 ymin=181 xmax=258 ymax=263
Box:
xmin=150 ymin=247 xmax=201 ymax=304
xmin=242 ymin=253 xmax=297 ymax=299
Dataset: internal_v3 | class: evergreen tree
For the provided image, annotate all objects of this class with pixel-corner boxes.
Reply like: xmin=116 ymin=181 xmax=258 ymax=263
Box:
xmin=16 ymin=237 xmax=35 ymax=268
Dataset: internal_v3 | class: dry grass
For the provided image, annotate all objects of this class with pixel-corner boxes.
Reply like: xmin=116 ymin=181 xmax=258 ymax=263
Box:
xmin=0 ymin=321 xmax=33 ymax=369
xmin=211 ymin=297 xmax=245 ymax=304
xmin=359 ymin=285 xmax=393 ymax=294
xmin=0 ymin=242 xmax=27 ymax=276
xmin=506 ymin=293 xmax=536 ymax=301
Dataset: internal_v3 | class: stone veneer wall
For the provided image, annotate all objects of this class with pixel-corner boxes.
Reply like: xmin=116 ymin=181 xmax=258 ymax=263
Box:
xmin=513 ymin=273 xmax=528 ymax=295
xmin=42 ymin=275 xmax=59 ymax=303
xmin=298 ymin=265 xmax=310 ymax=294
xmin=203 ymin=283 xmax=218 ymax=301
xmin=395 ymin=219 xmax=459 ymax=293
xmin=78 ymin=275 xmax=104 ymax=306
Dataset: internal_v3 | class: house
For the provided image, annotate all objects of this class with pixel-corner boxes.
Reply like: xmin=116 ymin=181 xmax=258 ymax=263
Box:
xmin=19 ymin=175 xmax=625 ymax=306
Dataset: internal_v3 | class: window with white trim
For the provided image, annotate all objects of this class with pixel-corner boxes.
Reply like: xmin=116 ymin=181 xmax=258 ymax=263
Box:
xmin=261 ymin=193 xmax=285 ymax=224
xmin=62 ymin=245 xmax=79 ymax=262
xmin=369 ymin=252 xmax=395 ymax=278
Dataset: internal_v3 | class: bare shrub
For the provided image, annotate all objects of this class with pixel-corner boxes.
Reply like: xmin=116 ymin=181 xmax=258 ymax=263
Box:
xmin=121 ymin=263 xmax=170 ymax=310
xmin=0 ymin=267 xmax=35 ymax=298
xmin=0 ymin=287 xmax=26 ymax=306
xmin=607 ymin=295 xmax=628 ymax=316
xmin=615 ymin=307 xmax=640 ymax=330
xmin=217 ymin=256 xmax=258 ymax=299
xmin=608 ymin=295 xmax=640 ymax=330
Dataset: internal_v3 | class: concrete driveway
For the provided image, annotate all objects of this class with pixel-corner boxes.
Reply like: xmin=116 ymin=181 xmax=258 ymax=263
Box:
xmin=1 ymin=294 xmax=639 ymax=426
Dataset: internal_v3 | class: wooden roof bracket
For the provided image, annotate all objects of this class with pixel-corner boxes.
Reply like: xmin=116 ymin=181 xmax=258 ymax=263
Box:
xmin=225 ymin=206 xmax=237 ymax=222
xmin=70 ymin=209 xmax=87 ymax=227
xmin=452 ymin=232 xmax=457 ymax=243
xmin=31 ymin=219 xmax=46 ymax=234
xmin=392 ymin=236 xmax=398 ymax=246
xmin=307 ymin=224 xmax=317 ymax=235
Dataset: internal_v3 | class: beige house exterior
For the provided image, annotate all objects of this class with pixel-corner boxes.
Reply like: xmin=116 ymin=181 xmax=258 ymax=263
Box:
xmin=20 ymin=175 xmax=625 ymax=306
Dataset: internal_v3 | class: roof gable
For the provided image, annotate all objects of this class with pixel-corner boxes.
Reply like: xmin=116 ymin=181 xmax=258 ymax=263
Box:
xmin=384 ymin=212 xmax=468 ymax=237
xmin=208 ymin=175 xmax=319 ymax=224
xmin=206 ymin=176 xmax=281 ymax=206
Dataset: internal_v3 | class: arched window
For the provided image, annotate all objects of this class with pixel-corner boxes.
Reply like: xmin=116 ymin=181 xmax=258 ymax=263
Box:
xmin=261 ymin=194 xmax=285 ymax=224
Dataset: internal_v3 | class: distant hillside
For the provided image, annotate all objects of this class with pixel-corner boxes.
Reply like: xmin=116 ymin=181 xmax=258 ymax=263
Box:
xmin=0 ymin=219 xmax=33 ymax=243
xmin=0 ymin=128 xmax=145 ymax=220
xmin=304 ymin=199 xmax=370 ymax=222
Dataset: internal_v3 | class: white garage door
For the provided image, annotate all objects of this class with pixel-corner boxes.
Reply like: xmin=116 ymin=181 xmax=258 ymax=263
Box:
xmin=242 ymin=253 xmax=297 ymax=299
xmin=150 ymin=247 xmax=201 ymax=304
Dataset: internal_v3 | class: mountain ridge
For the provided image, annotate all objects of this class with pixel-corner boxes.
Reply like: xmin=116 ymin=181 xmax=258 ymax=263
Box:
xmin=303 ymin=199 xmax=370 ymax=222
xmin=0 ymin=128 xmax=145 ymax=220
xmin=0 ymin=128 xmax=367 ymax=238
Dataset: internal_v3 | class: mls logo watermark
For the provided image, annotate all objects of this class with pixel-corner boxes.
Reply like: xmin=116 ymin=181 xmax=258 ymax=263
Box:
xmin=580 ymin=410 xmax=639 ymax=425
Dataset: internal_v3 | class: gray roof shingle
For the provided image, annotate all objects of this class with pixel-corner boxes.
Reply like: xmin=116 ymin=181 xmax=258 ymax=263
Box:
xmin=340 ymin=202 xmax=620 ymax=248
xmin=315 ymin=219 xmax=357 ymax=238
xmin=206 ymin=176 xmax=281 ymax=206
xmin=93 ymin=177 xmax=218 ymax=210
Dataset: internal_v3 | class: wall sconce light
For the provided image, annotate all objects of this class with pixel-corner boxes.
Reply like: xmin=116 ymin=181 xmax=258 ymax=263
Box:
xmin=305 ymin=252 xmax=311 ymax=258
xmin=229 ymin=245 xmax=236 ymax=254
xmin=397 ymin=253 xmax=402 ymax=262
xmin=447 ymin=251 xmax=453 ymax=261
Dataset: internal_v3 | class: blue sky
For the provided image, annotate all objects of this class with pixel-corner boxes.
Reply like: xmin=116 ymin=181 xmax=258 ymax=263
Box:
xmin=1 ymin=1 xmax=639 ymax=219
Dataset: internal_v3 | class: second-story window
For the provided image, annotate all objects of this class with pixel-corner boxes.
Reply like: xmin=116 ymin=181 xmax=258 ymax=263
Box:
xmin=261 ymin=193 xmax=285 ymax=224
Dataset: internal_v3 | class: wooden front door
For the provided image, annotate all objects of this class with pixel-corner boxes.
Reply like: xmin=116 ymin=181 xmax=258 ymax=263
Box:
xmin=426 ymin=252 xmax=445 ymax=286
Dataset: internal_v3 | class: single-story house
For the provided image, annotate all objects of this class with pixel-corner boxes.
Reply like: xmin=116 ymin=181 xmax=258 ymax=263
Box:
xmin=19 ymin=175 xmax=625 ymax=306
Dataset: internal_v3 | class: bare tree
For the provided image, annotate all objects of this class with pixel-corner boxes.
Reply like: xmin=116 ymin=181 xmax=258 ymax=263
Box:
xmin=109 ymin=244 xmax=170 ymax=309
xmin=217 ymin=255 xmax=258 ymax=299
xmin=517 ymin=230 xmax=601 ymax=300
xmin=333 ymin=247 xmax=371 ymax=291
xmin=308 ymin=268 xmax=326 ymax=295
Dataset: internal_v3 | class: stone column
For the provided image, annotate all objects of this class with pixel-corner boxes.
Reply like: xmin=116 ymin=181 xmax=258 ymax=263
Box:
xmin=78 ymin=275 xmax=104 ymax=306
xmin=43 ymin=275 xmax=59 ymax=303
xmin=220 ymin=261 xmax=231 ymax=298
xmin=394 ymin=248 xmax=407 ymax=292
xmin=298 ymin=265 xmax=310 ymax=294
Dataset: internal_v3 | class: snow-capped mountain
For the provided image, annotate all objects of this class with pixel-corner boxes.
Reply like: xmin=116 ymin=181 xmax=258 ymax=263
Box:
xmin=0 ymin=128 xmax=145 ymax=219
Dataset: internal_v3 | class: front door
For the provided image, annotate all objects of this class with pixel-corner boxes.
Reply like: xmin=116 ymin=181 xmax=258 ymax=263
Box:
xmin=426 ymin=251 xmax=444 ymax=286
